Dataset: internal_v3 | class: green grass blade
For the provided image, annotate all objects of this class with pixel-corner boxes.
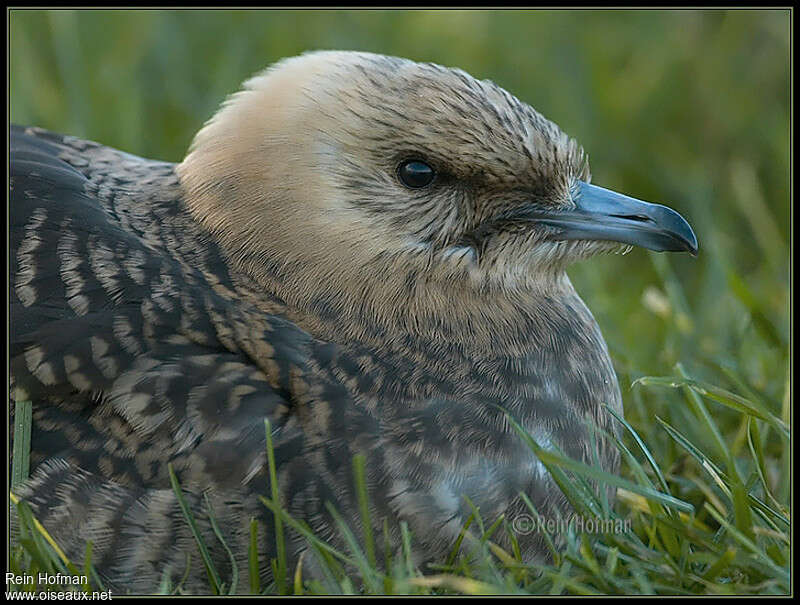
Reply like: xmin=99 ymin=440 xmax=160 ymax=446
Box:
xmin=203 ymin=493 xmax=239 ymax=594
xmin=324 ymin=500 xmax=383 ymax=593
xmin=400 ymin=521 xmax=416 ymax=577
xmin=264 ymin=419 xmax=288 ymax=595
xmin=258 ymin=495 xmax=355 ymax=569
xmin=445 ymin=513 xmax=475 ymax=567
xmin=746 ymin=418 xmax=782 ymax=512
xmin=505 ymin=410 xmax=693 ymax=514
xmin=12 ymin=400 xmax=33 ymax=489
xmin=633 ymin=374 xmax=788 ymax=438
xmin=383 ymin=519 xmax=394 ymax=594
xmin=168 ymin=463 xmax=222 ymax=594
xmin=702 ymin=504 xmax=789 ymax=586
xmin=293 ymin=550 xmax=306 ymax=594
xmin=352 ymin=453 xmax=377 ymax=569
xmin=248 ymin=518 xmax=261 ymax=594
xmin=603 ymin=403 xmax=671 ymax=496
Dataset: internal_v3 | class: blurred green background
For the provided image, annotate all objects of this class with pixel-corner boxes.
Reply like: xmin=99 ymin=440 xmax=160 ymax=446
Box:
xmin=9 ymin=10 xmax=790 ymax=466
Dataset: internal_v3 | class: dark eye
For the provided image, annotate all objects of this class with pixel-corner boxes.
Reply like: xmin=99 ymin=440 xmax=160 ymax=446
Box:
xmin=397 ymin=160 xmax=436 ymax=188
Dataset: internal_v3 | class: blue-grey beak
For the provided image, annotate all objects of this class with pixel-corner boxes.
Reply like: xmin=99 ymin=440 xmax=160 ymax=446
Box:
xmin=530 ymin=181 xmax=699 ymax=256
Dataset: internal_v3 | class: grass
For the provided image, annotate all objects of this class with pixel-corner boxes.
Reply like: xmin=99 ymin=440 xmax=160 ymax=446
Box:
xmin=8 ymin=8 xmax=790 ymax=597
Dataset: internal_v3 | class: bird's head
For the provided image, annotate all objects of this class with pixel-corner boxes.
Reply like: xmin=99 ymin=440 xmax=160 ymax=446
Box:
xmin=178 ymin=51 xmax=697 ymax=340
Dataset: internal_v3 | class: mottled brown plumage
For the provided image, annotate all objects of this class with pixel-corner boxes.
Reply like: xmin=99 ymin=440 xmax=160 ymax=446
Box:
xmin=10 ymin=51 xmax=697 ymax=593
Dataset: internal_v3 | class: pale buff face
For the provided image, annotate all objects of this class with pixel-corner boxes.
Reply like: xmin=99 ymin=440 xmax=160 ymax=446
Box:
xmin=178 ymin=51 xmax=614 ymax=301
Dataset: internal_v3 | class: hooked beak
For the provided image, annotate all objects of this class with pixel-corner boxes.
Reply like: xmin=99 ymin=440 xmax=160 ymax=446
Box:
xmin=526 ymin=181 xmax=699 ymax=256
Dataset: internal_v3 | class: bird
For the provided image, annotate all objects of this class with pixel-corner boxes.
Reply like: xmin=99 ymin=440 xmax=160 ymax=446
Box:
xmin=10 ymin=50 xmax=698 ymax=594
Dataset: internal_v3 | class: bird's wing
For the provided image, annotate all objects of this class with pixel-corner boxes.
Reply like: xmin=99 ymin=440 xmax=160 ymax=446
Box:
xmin=9 ymin=126 xmax=317 ymax=591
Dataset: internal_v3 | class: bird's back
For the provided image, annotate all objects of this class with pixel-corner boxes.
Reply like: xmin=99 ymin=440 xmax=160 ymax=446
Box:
xmin=10 ymin=126 xmax=308 ymax=591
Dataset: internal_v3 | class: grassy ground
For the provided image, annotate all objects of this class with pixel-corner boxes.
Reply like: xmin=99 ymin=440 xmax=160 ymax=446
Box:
xmin=9 ymin=9 xmax=790 ymax=595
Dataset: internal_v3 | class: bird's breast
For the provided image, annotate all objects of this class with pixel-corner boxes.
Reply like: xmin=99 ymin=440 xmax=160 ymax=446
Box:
xmin=300 ymin=298 xmax=622 ymax=555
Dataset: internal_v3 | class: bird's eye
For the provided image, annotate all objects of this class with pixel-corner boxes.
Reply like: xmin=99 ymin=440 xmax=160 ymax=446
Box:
xmin=397 ymin=160 xmax=436 ymax=188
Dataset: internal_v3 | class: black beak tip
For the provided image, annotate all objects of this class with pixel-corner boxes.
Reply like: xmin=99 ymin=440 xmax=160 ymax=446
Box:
xmin=651 ymin=200 xmax=699 ymax=257
xmin=682 ymin=230 xmax=699 ymax=257
xmin=673 ymin=213 xmax=699 ymax=257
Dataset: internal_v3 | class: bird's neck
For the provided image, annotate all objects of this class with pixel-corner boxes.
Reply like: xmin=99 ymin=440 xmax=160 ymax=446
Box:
xmin=229 ymin=250 xmax=593 ymax=358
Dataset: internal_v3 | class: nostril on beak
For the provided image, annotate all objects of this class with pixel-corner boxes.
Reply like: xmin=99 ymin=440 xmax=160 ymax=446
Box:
xmin=609 ymin=213 xmax=652 ymax=223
